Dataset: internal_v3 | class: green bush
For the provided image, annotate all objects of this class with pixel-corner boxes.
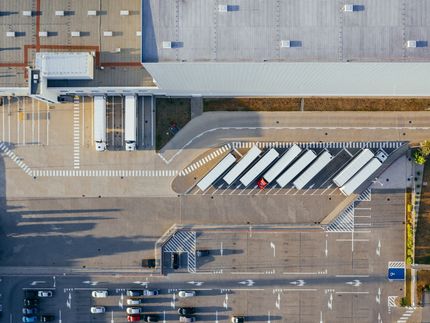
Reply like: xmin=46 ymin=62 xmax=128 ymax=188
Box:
xmin=420 ymin=140 xmax=430 ymax=157
xmin=400 ymin=297 xmax=408 ymax=307
xmin=406 ymin=257 xmax=412 ymax=265
xmin=414 ymin=150 xmax=426 ymax=165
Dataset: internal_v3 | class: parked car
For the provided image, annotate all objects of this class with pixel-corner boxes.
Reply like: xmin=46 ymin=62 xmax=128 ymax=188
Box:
xmin=127 ymin=298 xmax=143 ymax=305
xmin=178 ymin=308 xmax=195 ymax=315
xmin=22 ymin=308 xmax=38 ymax=315
xmin=23 ymin=299 xmax=38 ymax=307
xmin=37 ymin=291 xmax=53 ymax=298
xmin=39 ymin=314 xmax=55 ymax=322
xmin=127 ymin=290 xmax=143 ymax=297
xmin=22 ymin=316 xmax=37 ymax=323
xmin=91 ymin=290 xmax=108 ymax=298
xmin=196 ymin=250 xmax=210 ymax=257
xmin=143 ymin=289 xmax=159 ymax=296
xmin=126 ymin=307 xmax=142 ymax=315
xmin=231 ymin=316 xmax=245 ymax=323
xmin=179 ymin=316 xmax=196 ymax=322
xmin=178 ymin=290 xmax=196 ymax=298
xmin=171 ymin=253 xmax=180 ymax=269
xmin=127 ymin=314 xmax=141 ymax=322
xmin=90 ymin=306 xmax=106 ymax=314
xmin=145 ymin=315 xmax=159 ymax=322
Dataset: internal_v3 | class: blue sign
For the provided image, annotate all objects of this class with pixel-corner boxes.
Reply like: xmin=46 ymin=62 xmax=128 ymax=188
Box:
xmin=388 ymin=268 xmax=405 ymax=280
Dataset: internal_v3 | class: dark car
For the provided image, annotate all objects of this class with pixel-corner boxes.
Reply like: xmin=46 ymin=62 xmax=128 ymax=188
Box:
xmin=145 ymin=315 xmax=159 ymax=322
xmin=172 ymin=253 xmax=180 ymax=269
xmin=22 ymin=308 xmax=38 ymax=315
xmin=127 ymin=290 xmax=143 ymax=297
xmin=178 ymin=308 xmax=195 ymax=315
xmin=39 ymin=315 xmax=55 ymax=322
xmin=196 ymin=250 xmax=210 ymax=257
xmin=143 ymin=289 xmax=159 ymax=296
xmin=231 ymin=316 xmax=245 ymax=323
xmin=23 ymin=299 xmax=38 ymax=307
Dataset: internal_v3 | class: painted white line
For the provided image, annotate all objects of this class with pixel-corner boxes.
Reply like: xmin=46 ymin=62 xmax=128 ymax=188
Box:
xmin=336 ymin=239 xmax=369 ymax=242
xmin=335 ymin=291 xmax=369 ymax=294
xmin=336 ymin=275 xmax=369 ymax=278
xmin=283 ymin=272 xmax=319 ymax=275
xmin=281 ymin=288 xmax=318 ymax=292
xmin=231 ymin=272 xmax=265 ymax=275
xmin=230 ymin=288 xmax=265 ymax=291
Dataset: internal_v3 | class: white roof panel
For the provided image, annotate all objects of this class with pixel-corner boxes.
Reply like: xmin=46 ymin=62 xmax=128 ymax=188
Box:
xmin=35 ymin=52 xmax=94 ymax=80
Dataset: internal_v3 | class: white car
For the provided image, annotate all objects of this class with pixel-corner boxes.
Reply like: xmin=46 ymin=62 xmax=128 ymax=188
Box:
xmin=126 ymin=307 xmax=142 ymax=315
xmin=90 ymin=306 xmax=106 ymax=314
xmin=92 ymin=290 xmax=108 ymax=298
xmin=37 ymin=291 xmax=53 ymax=298
xmin=127 ymin=298 xmax=143 ymax=305
xmin=178 ymin=290 xmax=196 ymax=298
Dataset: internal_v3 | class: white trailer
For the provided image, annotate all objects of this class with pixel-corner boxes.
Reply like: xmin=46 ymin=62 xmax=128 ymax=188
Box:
xmin=93 ymin=96 xmax=107 ymax=151
xmin=333 ymin=149 xmax=374 ymax=187
xmin=276 ymin=150 xmax=317 ymax=188
xmin=239 ymin=148 xmax=280 ymax=187
xmin=223 ymin=146 xmax=261 ymax=185
xmin=125 ymin=95 xmax=137 ymax=151
xmin=263 ymin=144 xmax=302 ymax=183
xmin=293 ymin=151 xmax=332 ymax=190
xmin=339 ymin=158 xmax=382 ymax=196
xmin=197 ymin=153 xmax=236 ymax=191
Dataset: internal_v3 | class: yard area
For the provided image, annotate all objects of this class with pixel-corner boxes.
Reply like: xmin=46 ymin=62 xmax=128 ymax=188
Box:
xmin=417 ymin=270 xmax=430 ymax=306
xmin=415 ymin=161 xmax=430 ymax=264
xmin=155 ymin=98 xmax=191 ymax=151
xmin=204 ymin=97 xmax=430 ymax=112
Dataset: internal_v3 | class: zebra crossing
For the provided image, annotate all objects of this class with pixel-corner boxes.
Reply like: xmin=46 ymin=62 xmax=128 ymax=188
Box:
xmin=326 ymin=204 xmax=355 ymax=232
xmin=32 ymin=169 xmax=179 ymax=177
xmin=326 ymin=189 xmax=372 ymax=232
xmin=73 ymin=97 xmax=80 ymax=169
xmin=356 ymin=188 xmax=372 ymax=202
xmin=163 ymin=231 xmax=196 ymax=273
xmin=397 ymin=307 xmax=416 ymax=323
xmin=180 ymin=144 xmax=232 ymax=176
xmin=0 ymin=141 xmax=32 ymax=176
xmin=230 ymin=141 xmax=403 ymax=150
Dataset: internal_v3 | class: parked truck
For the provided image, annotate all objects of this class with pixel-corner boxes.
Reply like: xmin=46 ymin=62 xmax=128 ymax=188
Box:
xmin=125 ymin=95 xmax=137 ymax=151
xmin=93 ymin=96 xmax=107 ymax=151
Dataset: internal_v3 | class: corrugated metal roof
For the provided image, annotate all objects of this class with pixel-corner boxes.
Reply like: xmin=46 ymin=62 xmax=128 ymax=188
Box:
xmin=145 ymin=62 xmax=430 ymax=96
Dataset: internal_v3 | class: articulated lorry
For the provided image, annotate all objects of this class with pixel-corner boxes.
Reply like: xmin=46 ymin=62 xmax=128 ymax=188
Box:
xmin=125 ymin=95 xmax=137 ymax=151
xmin=93 ymin=96 xmax=107 ymax=151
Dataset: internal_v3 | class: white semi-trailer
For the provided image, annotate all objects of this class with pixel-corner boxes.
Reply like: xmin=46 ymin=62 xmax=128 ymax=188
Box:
xmin=93 ymin=96 xmax=107 ymax=151
xmin=239 ymin=148 xmax=280 ymax=187
xmin=339 ymin=158 xmax=382 ymax=196
xmin=332 ymin=149 xmax=374 ymax=187
xmin=125 ymin=95 xmax=137 ymax=151
xmin=223 ymin=145 xmax=262 ymax=185
xmin=197 ymin=153 xmax=236 ymax=191
xmin=276 ymin=150 xmax=317 ymax=188
xmin=293 ymin=151 xmax=332 ymax=190
xmin=262 ymin=144 xmax=302 ymax=183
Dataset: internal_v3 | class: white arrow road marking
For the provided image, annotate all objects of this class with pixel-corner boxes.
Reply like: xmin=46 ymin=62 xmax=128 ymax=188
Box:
xmin=215 ymin=310 xmax=219 ymax=323
xmin=66 ymin=292 xmax=72 ymax=309
xmin=376 ymin=288 xmax=381 ymax=304
xmin=320 ymin=311 xmax=323 ymax=323
xmin=82 ymin=280 xmax=98 ymax=286
xmin=163 ymin=311 xmax=166 ymax=323
xmin=133 ymin=281 xmax=149 ymax=287
xmin=328 ymin=293 xmax=333 ymax=310
xmin=59 ymin=309 xmax=62 ymax=323
xmin=171 ymin=293 xmax=176 ymax=309
xmin=30 ymin=281 xmax=46 ymax=286
xmin=53 ymin=276 xmax=56 ymax=288
xmin=220 ymin=242 xmax=224 ymax=256
xmin=223 ymin=293 xmax=229 ymax=309
xmin=276 ymin=294 xmax=280 ymax=309
xmin=290 ymin=280 xmax=305 ymax=287
xmin=118 ymin=293 xmax=124 ymax=308
xmin=376 ymin=240 xmax=381 ymax=256
xmin=270 ymin=242 xmax=276 ymax=257
xmin=345 ymin=280 xmax=362 ymax=287
xmin=188 ymin=281 xmax=204 ymax=286
xmin=239 ymin=280 xmax=255 ymax=287
xmin=111 ymin=310 xmax=114 ymax=323
xmin=378 ymin=312 xmax=382 ymax=323
xmin=325 ymin=239 xmax=328 ymax=257
xmin=268 ymin=311 xmax=271 ymax=323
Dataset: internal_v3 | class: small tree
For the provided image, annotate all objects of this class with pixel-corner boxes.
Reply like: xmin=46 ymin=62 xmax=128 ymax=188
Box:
xmin=414 ymin=150 xmax=426 ymax=165
xmin=420 ymin=140 xmax=430 ymax=157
